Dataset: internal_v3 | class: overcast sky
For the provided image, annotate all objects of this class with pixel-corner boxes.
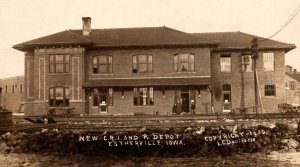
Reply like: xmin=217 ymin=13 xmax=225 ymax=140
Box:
xmin=1 ymin=0 xmax=300 ymax=78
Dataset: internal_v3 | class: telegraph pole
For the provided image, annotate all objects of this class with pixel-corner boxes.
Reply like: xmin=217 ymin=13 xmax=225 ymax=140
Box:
xmin=251 ymin=38 xmax=259 ymax=114
xmin=0 ymin=87 xmax=2 ymax=107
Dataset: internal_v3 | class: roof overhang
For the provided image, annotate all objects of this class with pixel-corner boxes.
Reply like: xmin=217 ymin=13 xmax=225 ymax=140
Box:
xmin=210 ymin=45 xmax=296 ymax=53
xmin=83 ymin=76 xmax=211 ymax=88
xmin=13 ymin=42 xmax=93 ymax=52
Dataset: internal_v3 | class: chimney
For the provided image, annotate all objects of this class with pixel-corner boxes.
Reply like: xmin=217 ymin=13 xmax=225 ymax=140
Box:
xmin=293 ymin=69 xmax=297 ymax=74
xmin=82 ymin=17 xmax=91 ymax=36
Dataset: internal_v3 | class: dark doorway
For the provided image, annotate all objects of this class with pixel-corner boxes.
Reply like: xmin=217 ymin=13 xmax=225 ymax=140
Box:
xmin=222 ymin=84 xmax=231 ymax=112
xmin=181 ymin=92 xmax=189 ymax=113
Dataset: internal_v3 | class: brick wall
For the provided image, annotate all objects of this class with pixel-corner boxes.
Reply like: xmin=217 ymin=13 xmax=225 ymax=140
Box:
xmin=285 ymin=75 xmax=300 ymax=105
xmin=85 ymin=47 xmax=212 ymax=115
xmin=0 ymin=76 xmax=24 ymax=112
xmin=211 ymin=51 xmax=286 ymax=113
xmin=86 ymin=47 xmax=211 ymax=79
xmin=87 ymin=87 xmax=211 ymax=115
xmin=23 ymin=47 xmax=86 ymax=115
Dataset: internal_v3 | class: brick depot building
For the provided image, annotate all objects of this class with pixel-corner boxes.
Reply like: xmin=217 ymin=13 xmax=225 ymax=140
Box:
xmin=13 ymin=17 xmax=295 ymax=116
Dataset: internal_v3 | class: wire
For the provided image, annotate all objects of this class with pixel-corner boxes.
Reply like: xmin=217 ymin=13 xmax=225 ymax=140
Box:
xmin=259 ymin=3 xmax=300 ymax=42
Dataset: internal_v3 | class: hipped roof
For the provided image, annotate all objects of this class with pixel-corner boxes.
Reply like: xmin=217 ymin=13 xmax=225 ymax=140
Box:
xmin=192 ymin=32 xmax=295 ymax=52
xmin=13 ymin=27 xmax=217 ymax=51
xmin=13 ymin=27 xmax=296 ymax=52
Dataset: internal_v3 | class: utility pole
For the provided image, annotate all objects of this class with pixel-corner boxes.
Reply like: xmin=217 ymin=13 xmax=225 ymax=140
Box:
xmin=251 ymin=38 xmax=259 ymax=114
xmin=0 ymin=87 xmax=2 ymax=107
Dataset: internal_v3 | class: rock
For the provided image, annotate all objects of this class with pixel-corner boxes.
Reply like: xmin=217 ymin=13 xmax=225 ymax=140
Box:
xmin=194 ymin=127 xmax=205 ymax=135
xmin=288 ymin=148 xmax=297 ymax=153
xmin=263 ymin=136 xmax=271 ymax=145
xmin=1 ymin=132 xmax=11 ymax=141
xmin=275 ymin=123 xmax=289 ymax=135
xmin=184 ymin=127 xmax=192 ymax=133
xmin=287 ymin=138 xmax=299 ymax=149
xmin=281 ymin=139 xmax=289 ymax=144
xmin=284 ymin=122 xmax=298 ymax=133
xmin=139 ymin=127 xmax=147 ymax=133
xmin=0 ymin=142 xmax=8 ymax=153
xmin=41 ymin=129 xmax=49 ymax=133
xmin=255 ymin=141 xmax=262 ymax=149
xmin=259 ymin=122 xmax=276 ymax=129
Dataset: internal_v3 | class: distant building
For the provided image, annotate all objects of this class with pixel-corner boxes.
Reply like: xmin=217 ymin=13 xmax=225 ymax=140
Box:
xmin=0 ymin=75 xmax=24 ymax=112
xmin=13 ymin=17 xmax=296 ymax=116
xmin=285 ymin=66 xmax=300 ymax=105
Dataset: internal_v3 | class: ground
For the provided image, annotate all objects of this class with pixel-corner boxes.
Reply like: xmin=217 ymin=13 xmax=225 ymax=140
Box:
xmin=0 ymin=152 xmax=300 ymax=167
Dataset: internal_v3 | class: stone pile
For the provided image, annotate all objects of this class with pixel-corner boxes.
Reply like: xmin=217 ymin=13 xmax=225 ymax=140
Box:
xmin=0 ymin=121 xmax=300 ymax=156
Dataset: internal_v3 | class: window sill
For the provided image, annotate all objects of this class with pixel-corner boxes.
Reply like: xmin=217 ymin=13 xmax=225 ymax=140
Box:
xmin=92 ymin=73 xmax=113 ymax=76
xmin=48 ymin=73 xmax=70 ymax=76
xmin=174 ymin=71 xmax=196 ymax=74
xmin=264 ymin=96 xmax=277 ymax=98
xmin=132 ymin=72 xmax=154 ymax=74
xmin=92 ymin=106 xmax=114 ymax=108
xmin=132 ymin=105 xmax=155 ymax=107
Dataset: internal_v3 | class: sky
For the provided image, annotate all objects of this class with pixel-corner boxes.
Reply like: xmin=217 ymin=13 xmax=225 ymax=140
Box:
xmin=1 ymin=0 xmax=300 ymax=78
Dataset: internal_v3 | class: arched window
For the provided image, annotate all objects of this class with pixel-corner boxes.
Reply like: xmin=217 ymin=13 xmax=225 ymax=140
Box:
xmin=93 ymin=55 xmax=113 ymax=74
xmin=49 ymin=87 xmax=69 ymax=106
xmin=174 ymin=53 xmax=194 ymax=72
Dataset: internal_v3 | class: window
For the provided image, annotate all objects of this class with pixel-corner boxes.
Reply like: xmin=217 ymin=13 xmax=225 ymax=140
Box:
xmin=174 ymin=53 xmax=194 ymax=72
xmin=263 ymin=53 xmax=275 ymax=71
xmin=133 ymin=87 xmax=154 ymax=106
xmin=49 ymin=55 xmax=70 ymax=73
xmin=220 ymin=54 xmax=231 ymax=72
xmin=49 ymin=87 xmax=69 ymax=106
xmin=20 ymin=84 xmax=23 ymax=93
xmin=5 ymin=85 xmax=7 ymax=93
xmin=92 ymin=88 xmax=113 ymax=106
xmin=133 ymin=55 xmax=153 ymax=73
xmin=265 ymin=84 xmax=276 ymax=96
xmin=241 ymin=55 xmax=253 ymax=72
xmin=93 ymin=55 xmax=113 ymax=74
xmin=290 ymin=81 xmax=295 ymax=90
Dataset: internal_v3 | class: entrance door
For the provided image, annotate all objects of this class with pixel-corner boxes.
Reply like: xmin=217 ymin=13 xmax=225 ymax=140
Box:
xmin=222 ymin=84 xmax=231 ymax=112
xmin=181 ymin=92 xmax=189 ymax=113
xmin=99 ymin=90 xmax=108 ymax=113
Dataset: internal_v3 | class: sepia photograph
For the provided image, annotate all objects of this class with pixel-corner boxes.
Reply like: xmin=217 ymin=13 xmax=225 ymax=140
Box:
xmin=1 ymin=0 xmax=300 ymax=166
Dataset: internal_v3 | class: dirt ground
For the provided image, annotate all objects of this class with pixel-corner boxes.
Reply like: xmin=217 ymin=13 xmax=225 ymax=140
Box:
xmin=1 ymin=152 xmax=300 ymax=167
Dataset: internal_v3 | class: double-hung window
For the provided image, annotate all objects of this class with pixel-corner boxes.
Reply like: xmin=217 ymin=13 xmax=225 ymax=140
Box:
xmin=241 ymin=55 xmax=253 ymax=72
xmin=132 ymin=55 xmax=153 ymax=73
xmin=49 ymin=55 xmax=70 ymax=73
xmin=174 ymin=53 xmax=194 ymax=72
xmin=133 ymin=87 xmax=154 ymax=106
xmin=290 ymin=81 xmax=295 ymax=90
xmin=263 ymin=52 xmax=275 ymax=71
xmin=93 ymin=55 xmax=113 ymax=74
xmin=220 ymin=54 xmax=231 ymax=72
xmin=265 ymin=84 xmax=276 ymax=96
xmin=49 ymin=87 xmax=69 ymax=106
